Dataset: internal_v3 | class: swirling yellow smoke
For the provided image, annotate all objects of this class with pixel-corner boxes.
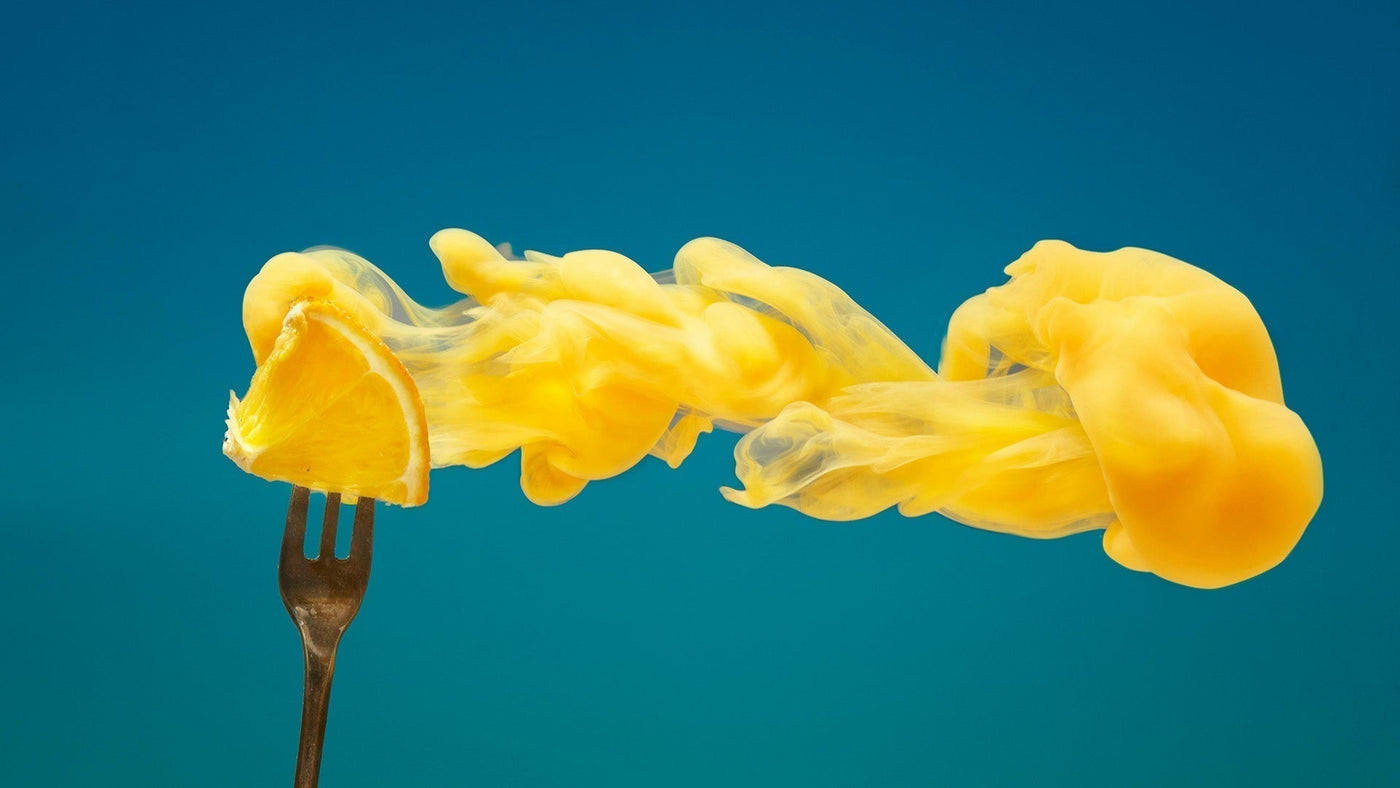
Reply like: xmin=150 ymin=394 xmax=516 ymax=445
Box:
xmin=240 ymin=230 xmax=1322 ymax=588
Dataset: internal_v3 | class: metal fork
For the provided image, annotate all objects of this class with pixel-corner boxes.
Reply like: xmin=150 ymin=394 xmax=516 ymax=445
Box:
xmin=279 ymin=486 xmax=376 ymax=788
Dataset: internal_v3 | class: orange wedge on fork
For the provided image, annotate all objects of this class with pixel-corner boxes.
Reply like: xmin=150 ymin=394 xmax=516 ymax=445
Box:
xmin=224 ymin=298 xmax=430 ymax=506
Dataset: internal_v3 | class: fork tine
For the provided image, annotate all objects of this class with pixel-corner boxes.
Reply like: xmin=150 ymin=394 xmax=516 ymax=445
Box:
xmin=348 ymin=497 xmax=375 ymax=569
xmin=282 ymin=486 xmax=311 ymax=566
xmin=319 ymin=492 xmax=341 ymax=560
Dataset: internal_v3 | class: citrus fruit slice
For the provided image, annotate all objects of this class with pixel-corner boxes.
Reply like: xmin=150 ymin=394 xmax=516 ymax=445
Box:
xmin=223 ymin=298 xmax=430 ymax=506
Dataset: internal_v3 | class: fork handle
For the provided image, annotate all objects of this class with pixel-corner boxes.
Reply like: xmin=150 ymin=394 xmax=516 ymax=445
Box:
xmin=293 ymin=636 xmax=341 ymax=788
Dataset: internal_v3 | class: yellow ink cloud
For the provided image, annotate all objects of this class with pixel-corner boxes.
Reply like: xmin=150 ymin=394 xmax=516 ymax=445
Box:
xmin=235 ymin=231 xmax=1322 ymax=588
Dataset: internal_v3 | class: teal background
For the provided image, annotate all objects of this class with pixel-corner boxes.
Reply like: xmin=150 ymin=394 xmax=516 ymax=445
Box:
xmin=2 ymin=0 xmax=1396 ymax=785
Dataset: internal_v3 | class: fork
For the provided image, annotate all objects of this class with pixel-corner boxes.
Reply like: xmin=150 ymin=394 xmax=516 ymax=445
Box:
xmin=279 ymin=485 xmax=376 ymax=788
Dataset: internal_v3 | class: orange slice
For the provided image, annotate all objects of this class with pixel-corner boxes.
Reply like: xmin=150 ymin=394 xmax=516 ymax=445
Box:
xmin=223 ymin=298 xmax=430 ymax=506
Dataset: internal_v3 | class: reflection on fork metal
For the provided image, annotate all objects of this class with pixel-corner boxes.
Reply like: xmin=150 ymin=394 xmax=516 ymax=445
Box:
xmin=278 ymin=486 xmax=375 ymax=788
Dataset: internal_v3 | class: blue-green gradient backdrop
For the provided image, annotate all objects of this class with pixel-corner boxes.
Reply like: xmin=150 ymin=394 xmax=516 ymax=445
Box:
xmin=2 ymin=1 xmax=1396 ymax=785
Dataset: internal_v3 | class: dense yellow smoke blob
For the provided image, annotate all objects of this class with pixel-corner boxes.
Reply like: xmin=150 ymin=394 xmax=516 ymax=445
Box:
xmin=724 ymin=240 xmax=1323 ymax=588
xmin=239 ymin=231 xmax=1321 ymax=588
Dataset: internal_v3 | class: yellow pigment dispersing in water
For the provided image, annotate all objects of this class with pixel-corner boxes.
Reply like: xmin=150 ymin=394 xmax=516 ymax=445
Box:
xmin=232 ymin=229 xmax=1322 ymax=589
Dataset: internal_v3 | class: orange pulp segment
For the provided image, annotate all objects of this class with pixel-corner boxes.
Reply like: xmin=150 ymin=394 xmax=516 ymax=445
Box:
xmin=223 ymin=298 xmax=430 ymax=506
